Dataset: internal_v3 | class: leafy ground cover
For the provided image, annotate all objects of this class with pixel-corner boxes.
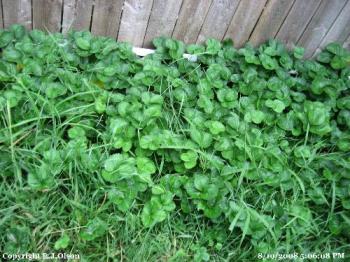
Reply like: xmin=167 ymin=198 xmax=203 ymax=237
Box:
xmin=0 ymin=24 xmax=350 ymax=261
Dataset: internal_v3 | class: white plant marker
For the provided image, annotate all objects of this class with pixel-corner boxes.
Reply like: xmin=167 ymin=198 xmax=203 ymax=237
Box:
xmin=132 ymin=47 xmax=197 ymax=62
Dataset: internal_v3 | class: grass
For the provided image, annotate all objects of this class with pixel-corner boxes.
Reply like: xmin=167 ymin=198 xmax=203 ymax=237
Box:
xmin=1 ymin=27 xmax=350 ymax=261
xmin=1 ymin=109 xmax=348 ymax=261
xmin=0 ymin=100 xmax=235 ymax=260
xmin=0 ymin=175 xmax=238 ymax=261
xmin=1 ymin=141 xmax=349 ymax=261
xmin=1 ymin=91 xmax=349 ymax=261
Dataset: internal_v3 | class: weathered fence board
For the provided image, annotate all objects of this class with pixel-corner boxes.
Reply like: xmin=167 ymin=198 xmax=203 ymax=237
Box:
xmin=343 ymin=34 xmax=350 ymax=50
xmin=0 ymin=0 xmax=349 ymax=53
xmin=62 ymin=0 xmax=94 ymax=33
xmin=249 ymin=0 xmax=295 ymax=46
xmin=224 ymin=0 xmax=267 ymax=47
xmin=172 ymin=0 xmax=212 ymax=43
xmin=117 ymin=0 xmax=153 ymax=46
xmin=91 ymin=0 xmax=123 ymax=38
xmin=196 ymin=0 xmax=240 ymax=43
xmin=143 ymin=0 xmax=183 ymax=47
xmin=276 ymin=0 xmax=322 ymax=48
xmin=32 ymin=0 xmax=63 ymax=32
xmin=0 ymin=0 xmax=3 ymax=29
xmin=298 ymin=0 xmax=347 ymax=57
xmin=2 ymin=0 xmax=32 ymax=29
xmin=318 ymin=0 xmax=350 ymax=49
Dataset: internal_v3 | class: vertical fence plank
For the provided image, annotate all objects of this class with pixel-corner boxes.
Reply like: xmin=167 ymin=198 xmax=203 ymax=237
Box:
xmin=143 ymin=0 xmax=183 ymax=47
xmin=91 ymin=0 xmax=123 ymax=38
xmin=298 ymin=0 xmax=346 ymax=57
xmin=117 ymin=0 xmax=153 ymax=46
xmin=196 ymin=0 xmax=240 ymax=44
xmin=318 ymin=0 xmax=350 ymax=49
xmin=172 ymin=0 xmax=212 ymax=43
xmin=224 ymin=0 xmax=267 ymax=48
xmin=73 ymin=0 xmax=94 ymax=31
xmin=0 ymin=0 xmax=3 ymax=29
xmin=32 ymin=0 xmax=63 ymax=32
xmin=249 ymin=0 xmax=295 ymax=46
xmin=1 ymin=0 xmax=349 ymax=51
xmin=2 ymin=0 xmax=32 ymax=29
xmin=343 ymin=34 xmax=350 ymax=50
xmin=276 ymin=0 xmax=322 ymax=48
xmin=62 ymin=0 xmax=75 ymax=33
xmin=62 ymin=0 xmax=94 ymax=33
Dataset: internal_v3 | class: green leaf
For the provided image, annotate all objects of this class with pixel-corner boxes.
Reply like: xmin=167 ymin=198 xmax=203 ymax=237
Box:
xmin=108 ymin=187 xmax=136 ymax=212
xmin=193 ymin=246 xmax=210 ymax=262
xmin=11 ymin=24 xmax=26 ymax=39
xmin=0 ymin=31 xmax=13 ymax=48
xmin=187 ymin=44 xmax=205 ymax=54
xmin=265 ymin=99 xmax=286 ymax=113
xmin=280 ymin=53 xmax=293 ymax=69
xmin=167 ymin=39 xmax=185 ymax=59
xmin=43 ymin=149 xmax=63 ymax=174
xmin=141 ymin=195 xmax=174 ymax=227
xmin=310 ymin=77 xmax=331 ymax=95
xmin=23 ymin=60 xmax=42 ymax=76
xmin=137 ymin=157 xmax=156 ymax=175
xmin=267 ymin=77 xmax=282 ymax=91
xmin=331 ymin=55 xmax=349 ymax=69
xmin=3 ymin=90 xmax=22 ymax=107
xmin=68 ymin=126 xmax=85 ymax=139
xmin=165 ymin=38 xmax=177 ymax=50
xmin=28 ymin=164 xmax=55 ymax=190
xmin=193 ymin=174 xmax=209 ymax=191
xmin=45 ymin=82 xmax=67 ymax=99
xmin=260 ymin=54 xmax=278 ymax=70
xmin=245 ymin=110 xmax=265 ymax=124
xmin=180 ymin=151 xmax=198 ymax=169
xmin=252 ymin=110 xmax=265 ymax=124
xmin=337 ymin=96 xmax=350 ymax=110
xmin=54 ymin=234 xmax=70 ymax=250
xmin=206 ymin=39 xmax=221 ymax=55
xmin=243 ymin=67 xmax=257 ymax=82
xmin=103 ymin=66 xmax=117 ymax=76
xmin=304 ymin=101 xmax=330 ymax=126
xmin=80 ymin=218 xmax=107 ymax=241
xmin=293 ymin=46 xmax=304 ymax=59
xmin=197 ymin=95 xmax=213 ymax=114
xmin=4 ymin=226 xmax=31 ymax=253
xmin=95 ymin=96 xmax=107 ymax=113
xmin=205 ymin=121 xmax=225 ymax=135
xmin=76 ymin=37 xmax=91 ymax=50
xmin=217 ymin=89 xmax=237 ymax=103
xmin=326 ymin=42 xmax=346 ymax=56
xmin=3 ymin=48 xmax=22 ymax=62
xmin=102 ymin=154 xmax=137 ymax=183
xmin=152 ymin=185 xmax=166 ymax=195
xmin=140 ymin=134 xmax=161 ymax=150
xmin=317 ymin=51 xmax=332 ymax=63
xmin=294 ymin=145 xmax=312 ymax=159
xmin=190 ymin=128 xmax=213 ymax=148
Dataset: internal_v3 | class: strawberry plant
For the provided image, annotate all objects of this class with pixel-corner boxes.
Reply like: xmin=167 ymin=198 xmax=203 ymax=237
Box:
xmin=0 ymin=24 xmax=349 ymax=260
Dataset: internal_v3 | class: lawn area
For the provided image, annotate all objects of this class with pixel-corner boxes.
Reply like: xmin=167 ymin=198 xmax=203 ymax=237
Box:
xmin=0 ymin=25 xmax=349 ymax=261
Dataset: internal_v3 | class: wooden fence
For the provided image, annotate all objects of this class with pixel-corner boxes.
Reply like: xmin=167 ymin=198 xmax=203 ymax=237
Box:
xmin=0 ymin=0 xmax=349 ymax=57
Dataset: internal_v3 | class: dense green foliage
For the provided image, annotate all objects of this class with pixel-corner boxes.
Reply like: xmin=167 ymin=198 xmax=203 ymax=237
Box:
xmin=1 ymin=24 xmax=350 ymax=260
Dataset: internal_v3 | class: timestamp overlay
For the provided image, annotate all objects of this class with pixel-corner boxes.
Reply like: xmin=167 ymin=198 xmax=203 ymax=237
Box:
xmin=257 ymin=252 xmax=346 ymax=260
